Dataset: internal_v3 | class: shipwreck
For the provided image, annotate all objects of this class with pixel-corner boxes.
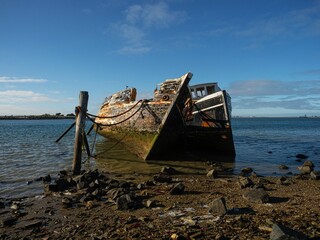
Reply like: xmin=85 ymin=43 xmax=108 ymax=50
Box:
xmin=94 ymin=72 xmax=235 ymax=160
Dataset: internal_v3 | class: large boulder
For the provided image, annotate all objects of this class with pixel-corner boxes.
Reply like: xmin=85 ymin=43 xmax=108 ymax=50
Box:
xmin=208 ymin=197 xmax=227 ymax=216
xmin=243 ymin=189 xmax=270 ymax=203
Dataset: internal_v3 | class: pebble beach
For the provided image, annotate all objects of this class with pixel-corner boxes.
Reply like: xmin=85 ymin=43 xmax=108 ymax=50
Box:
xmin=1 ymin=160 xmax=320 ymax=240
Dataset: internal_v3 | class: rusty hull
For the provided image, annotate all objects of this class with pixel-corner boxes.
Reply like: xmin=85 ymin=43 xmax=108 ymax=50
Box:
xmin=95 ymin=73 xmax=193 ymax=160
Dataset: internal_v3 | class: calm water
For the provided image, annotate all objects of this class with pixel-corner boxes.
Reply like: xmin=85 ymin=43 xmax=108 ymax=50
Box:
xmin=0 ymin=118 xmax=319 ymax=198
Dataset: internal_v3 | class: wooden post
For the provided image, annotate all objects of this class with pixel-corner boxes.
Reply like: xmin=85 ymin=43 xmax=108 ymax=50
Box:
xmin=72 ymin=91 xmax=89 ymax=175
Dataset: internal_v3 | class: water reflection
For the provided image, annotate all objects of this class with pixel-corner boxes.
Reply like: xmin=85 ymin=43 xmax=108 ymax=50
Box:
xmin=93 ymin=139 xmax=235 ymax=176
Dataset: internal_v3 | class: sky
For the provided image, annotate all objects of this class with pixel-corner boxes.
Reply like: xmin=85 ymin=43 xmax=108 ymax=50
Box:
xmin=0 ymin=0 xmax=320 ymax=117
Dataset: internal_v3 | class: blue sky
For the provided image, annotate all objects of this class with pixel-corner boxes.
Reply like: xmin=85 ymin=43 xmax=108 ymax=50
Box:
xmin=1 ymin=0 xmax=319 ymax=117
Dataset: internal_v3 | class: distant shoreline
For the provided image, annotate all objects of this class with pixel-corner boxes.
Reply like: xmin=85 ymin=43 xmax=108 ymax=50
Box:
xmin=0 ymin=114 xmax=75 ymax=120
xmin=1 ymin=115 xmax=319 ymax=120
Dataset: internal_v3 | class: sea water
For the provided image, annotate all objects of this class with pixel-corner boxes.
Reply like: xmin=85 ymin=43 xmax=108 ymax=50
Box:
xmin=0 ymin=118 xmax=319 ymax=198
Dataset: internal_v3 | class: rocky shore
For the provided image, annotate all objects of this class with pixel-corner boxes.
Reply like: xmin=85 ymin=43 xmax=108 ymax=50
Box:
xmin=1 ymin=160 xmax=320 ymax=240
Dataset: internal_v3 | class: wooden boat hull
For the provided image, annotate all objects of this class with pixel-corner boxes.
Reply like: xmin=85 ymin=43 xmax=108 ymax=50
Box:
xmin=95 ymin=72 xmax=236 ymax=160
xmin=95 ymin=73 xmax=192 ymax=160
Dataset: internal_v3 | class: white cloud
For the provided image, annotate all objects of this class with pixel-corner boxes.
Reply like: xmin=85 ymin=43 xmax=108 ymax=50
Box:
xmin=118 ymin=46 xmax=152 ymax=55
xmin=205 ymin=1 xmax=320 ymax=45
xmin=0 ymin=77 xmax=48 ymax=83
xmin=110 ymin=2 xmax=186 ymax=55
xmin=229 ymin=79 xmax=320 ymax=113
xmin=125 ymin=2 xmax=185 ymax=28
xmin=0 ymin=90 xmax=51 ymax=103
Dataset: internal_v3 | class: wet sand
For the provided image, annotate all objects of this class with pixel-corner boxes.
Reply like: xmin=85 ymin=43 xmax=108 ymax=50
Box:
xmin=1 ymin=167 xmax=320 ymax=240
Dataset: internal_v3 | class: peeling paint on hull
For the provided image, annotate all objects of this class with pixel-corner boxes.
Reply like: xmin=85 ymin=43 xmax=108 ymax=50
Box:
xmin=95 ymin=72 xmax=236 ymax=160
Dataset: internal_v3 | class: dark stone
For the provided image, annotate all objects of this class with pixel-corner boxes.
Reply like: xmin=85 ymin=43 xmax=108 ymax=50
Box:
xmin=277 ymin=176 xmax=288 ymax=185
xmin=169 ymin=183 xmax=185 ymax=195
xmin=243 ymin=189 xmax=270 ymax=203
xmin=119 ymin=181 xmax=131 ymax=189
xmin=238 ymin=177 xmax=254 ymax=188
xmin=107 ymin=179 xmax=120 ymax=188
xmin=42 ymin=174 xmax=51 ymax=182
xmin=240 ymin=167 xmax=253 ymax=176
xmin=208 ymin=197 xmax=227 ymax=215
xmin=44 ymin=183 xmax=58 ymax=192
xmin=253 ymin=181 xmax=265 ymax=189
xmin=18 ymin=220 xmax=42 ymax=229
xmin=160 ymin=166 xmax=179 ymax=175
xmin=80 ymin=195 xmax=94 ymax=203
xmin=1 ymin=217 xmax=17 ymax=227
xmin=92 ymin=189 xmax=103 ymax=199
xmin=310 ymin=171 xmax=320 ymax=180
xmin=145 ymin=180 xmax=155 ymax=186
xmin=89 ymin=181 xmax=96 ymax=189
xmin=59 ymin=170 xmax=68 ymax=176
xmin=153 ymin=173 xmax=172 ymax=183
xmin=77 ymin=181 xmax=86 ymax=190
xmin=295 ymin=154 xmax=308 ymax=159
xmin=270 ymin=223 xmax=307 ymax=240
xmin=116 ymin=194 xmax=135 ymax=210
xmin=55 ymin=178 xmax=71 ymax=191
xmin=61 ymin=197 xmax=73 ymax=208
xmin=279 ymin=165 xmax=289 ymax=170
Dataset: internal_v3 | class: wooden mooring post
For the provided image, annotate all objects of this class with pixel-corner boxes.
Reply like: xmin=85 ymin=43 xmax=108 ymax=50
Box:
xmin=72 ymin=91 xmax=89 ymax=175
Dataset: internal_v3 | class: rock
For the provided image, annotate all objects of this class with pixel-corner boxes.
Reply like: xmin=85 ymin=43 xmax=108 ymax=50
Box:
xmin=137 ymin=183 xmax=144 ymax=190
xmin=116 ymin=194 xmax=135 ymax=210
xmin=302 ymin=160 xmax=314 ymax=168
xmin=107 ymin=179 xmax=120 ymax=188
xmin=10 ymin=203 xmax=19 ymax=210
xmin=77 ymin=181 xmax=86 ymax=190
xmin=310 ymin=171 xmax=320 ymax=180
xmin=119 ymin=181 xmax=131 ymax=188
xmin=1 ymin=217 xmax=17 ymax=227
xmin=240 ymin=167 xmax=253 ymax=176
xmin=297 ymin=166 xmax=313 ymax=174
xmin=108 ymin=188 xmax=125 ymax=200
xmin=42 ymin=174 xmax=51 ymax=182
xmin=208 ymin=197 xmax=227 ymax=216
xmin=161 ymin=166 xmax=179 ymax=175
xmin=169 ymin=183 xmax=185 ymax=195
xmin=59 ymin=170 xmax=68 ymax=176
xmin=153 ymin=173 xmax=172 ymax=183
xmin=91 ymin=189 xmax=103 ymax=199
xmin=55 ymin=178 xmax=71 ymax=191
xmin=243 ymin=189 xmax=270 ymax=203
xmin=276 ymin=176 xmax=290 ymax=185
xmin=238 ymin=177 xmax=254 ymax=188
xmin=253 ymin=180 xmax=265 ymax=189
xmin=79 ymin=195 xmax=94 ymax=203
xmin=207 ymin=169 xmax=217 ymax=178
xmin=279 ymin=165 xmax=289 ymax=170
xmin=44 ymin=183 xmax=58 ymax=192
xmin=295 ymin=154 xmax=308 ymax=159
xmin=146 ymin=200 xmax=156 ymax=208
xmin=61 ymin=197 xmax=73 ymax=208
xmin=270 ymin=223 xmax=307 ymax=240
xmin=18 ymin=220 xmax=42 ymax=229
xmin=85 ymin=201 xmax=95 ymax=209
